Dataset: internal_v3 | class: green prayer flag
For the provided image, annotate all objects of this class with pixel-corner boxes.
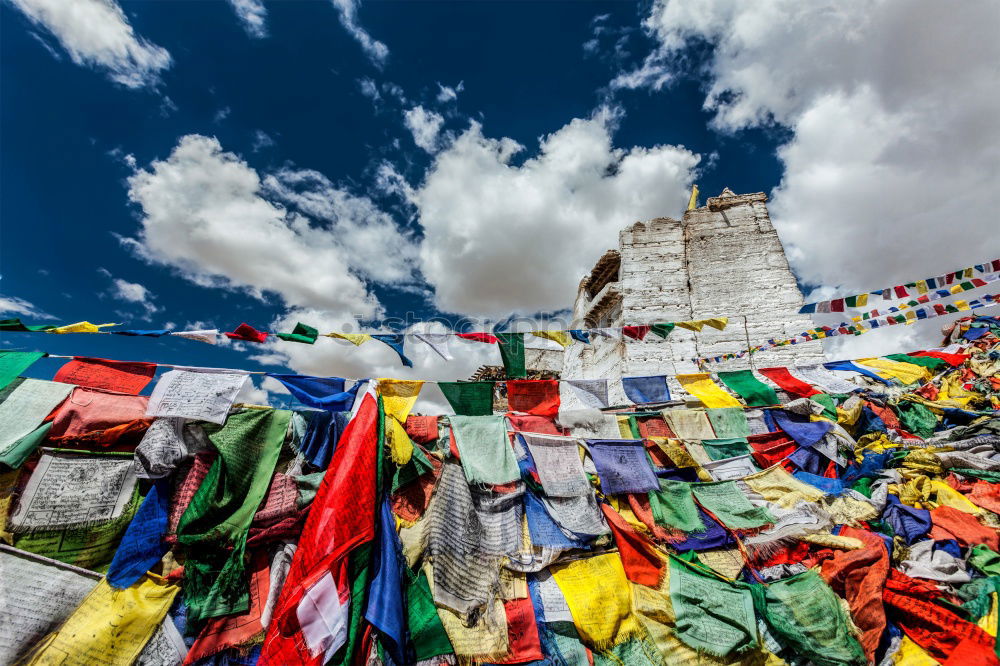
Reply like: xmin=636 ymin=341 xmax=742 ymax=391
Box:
xmin=969 ymin=545 xmax=1000 ymax=577
xmin=177 ymin=407 xmax=291 ymax=624
xmin=751 ymin=570 xmax=866 ymax=666
xmin=0 ymin=421 xmax=51 ymax=469
xmin=810 ymin=393 xmax=838 ymax=421
xmin=407 ymin=569 xmax=454 ymax=660
xmin=700 ymin=438 xmax=751 ymax=461
xmin=650 ymin=322 xmax=675 ymax=339
xmin=716 ymin=369 xmax=778 ymax=407
xmin=439 ymin=381 xmax=494 ymax=416
xmin=276 ymin=322 xmax=318 ymax=344
xmin=648 ymin=479 xmax=705 ymax=532
xmin=668 ymin=555 xmax=758 ymax=657
xmin=885 ymin=353 xmax=945 ymax=370
xmin=895 ymin=400 xmax=938 ymax=438
xmin=706 ymin=407 xmax=750 ymax=438
xmin=692 ymin=481 xmax=774 ymax=530
xmin=0 ymin=319 xmax=57 ymax=332
xmin=496 ymin=332 xmax=526 ymax=379
xmin=449 ymin=415 xmax=520 ymax=485
xmin=0 ymin=350 xmax=45 ymax=391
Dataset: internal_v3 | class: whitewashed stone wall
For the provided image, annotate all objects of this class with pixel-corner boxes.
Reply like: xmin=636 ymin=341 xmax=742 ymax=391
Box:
xmin=563 ymin=189 xmax=824 ymax=397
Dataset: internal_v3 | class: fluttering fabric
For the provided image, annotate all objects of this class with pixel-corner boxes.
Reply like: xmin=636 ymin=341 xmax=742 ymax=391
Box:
xmin=378 ymin=379 xmax=424 ymax=464
xmin=146 ymin=369 xmax=249 ymax=425
xmin=107 ymin=478 xmax=170 ymax=588
xmin=586 ymin=439 xmax=659 ymax=494
xmin=521 ymin=433 xmax=590 ymax=497
xmin=296 ymin=409 xmax=351 ymax=469
xmin=758 ymin=367 xmax=822 ymax=399
xmin=267 ymin=374 xmax=362 ymax=411
xmin=0 ymin=350 xmax=44 ymax=390
xmin=676 ymin=373 xmax=742 ymax=408
xmin=716 ymin=369 xmax=780 ymax=407
xmin=496 ymin=333 xmax=526 ymax=379
xmin=648 ymin=479 xmax=705 ymax=532
xmin=691 ymin=480 xmax=775 ymax=530
xmin=621 ymin=375 xmax=670 ymax=404
xmin=53 ymin=357 xmax=157 ymax=394
xmin=48 ymin=386 xmax=149 ymax=439
xmin=551 ymin=553 xmax=640 ymax=649
xmin=0 ymin=378 xmax=74 ymax=466
xmin=662 ymin=408 xmax=716 ymax=440
xmin=225 ymin=323 xmax=268 ymax=343
xmin=706 ymin=407 xmax=751 ymax=438
xmin=668 ymin=555 xmax=757 ymax=657
xmin=450 ymin=415 xmax=519 ymax=485
xmin=276 ymin=322 xmax=318 ymax=344
xmin=560 ymin=379 xmax=610 ymax=409
xmin=371 ymin=334 xmax=414 ymax=368
xmin=176 ymin=408 xmax=291 ymax=624
xmin=507 ymin=380 xmax=560 ymax=417
xmin=438 ymin=381 xmax=494 ymax=416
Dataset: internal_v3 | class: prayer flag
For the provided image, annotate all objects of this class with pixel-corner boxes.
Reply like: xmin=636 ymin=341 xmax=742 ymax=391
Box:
xmin=276 ymin=322 xmax=318 ymax=344
xmin=439 ymin=381 xmax=494 ymax=416
xmin=224 ymin=322 xmax=268 ymax=342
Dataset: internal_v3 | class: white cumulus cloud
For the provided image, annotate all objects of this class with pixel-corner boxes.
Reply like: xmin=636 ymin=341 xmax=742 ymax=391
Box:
xmin=122 ymin=134 xmax=417 ymax=318
xmin=0 ymin=295 xmax=55 ymax=320
xmin=410 ymin=107 xmax=699 ymax=316
xmin=8 ymin=0 xmax=171 ymax=88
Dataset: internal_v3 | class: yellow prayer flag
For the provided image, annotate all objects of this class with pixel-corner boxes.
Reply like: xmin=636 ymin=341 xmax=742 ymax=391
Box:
xmin=855 ymin=358 xmax=930 ymax=385
xmin=701 ymin=317 xmax=729 ymax=331
xmin=964 ymin=267 xmax=973 ymax=278
xmin=551 ymin=553 xmax=641 ymax=649
xmin=531 ymin=331 xmax=573 ymax=348
xmin=675 ymin=373 xmax=742 ymax=408
xmin=27 ymin=574 xmax=179 ymax=666
xmin=955 ymin=300 xmax=971 ymax=311
xmin=915 ymin=280 xmax=928 ymax=294
xmin=47 ymin=322 xmax=116 ymax=334
xmin=856 ymin=293 xmax=869 ymax=307
xmin=376 ymin=379 xmax=424 ymax=465
xmin=950 ymin=284 xmax=964 ymax=295
xmin=675 ymin=320 xmax=704 ymax=332
xmin=687 ymin=184 xmax=699 ymax=210
xmin=324 ymin=332 xmax=372 ymax=346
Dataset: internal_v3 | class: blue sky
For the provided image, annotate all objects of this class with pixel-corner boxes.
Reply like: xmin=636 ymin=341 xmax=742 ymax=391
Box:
xmin=1 ymin=0 xmax=998 ymax=399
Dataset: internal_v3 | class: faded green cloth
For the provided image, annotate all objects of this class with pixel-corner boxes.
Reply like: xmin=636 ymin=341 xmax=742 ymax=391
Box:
xmin=594 ymin=634 xmax=666 ymax=666
xmin=700 ymin=438 xmax=751 ymax=461
xmin=439 ymin=381 xmax=494 ymax=416
xmin=969 ymin=545 xmax=1000 ymax=577
xmin=885 ymin=353 xmax=947 ymax=371
xmin=951 ymin=468 xmax=1000 ymax=483
xmin=276 ymin=321 xmax=318 ymax=344
xmin=0 ymin=350 xmax=44 ymax=391
xmin=496 ymin=332 xmax=526 ymax=379
xmin=668 ymin=555 xmax=757 ymax=657
xmin=895 ymin=401 xmax=938 ymax=438
xmin=177 ymin=407 xmax=291 ymax=625
xmin=692 ymin=481 xmax=774 ymax=531
xmin=407 ymin=568 xmax=454 ymax=661
xmin=716 ymin=370 xmax=779 ymax=407
xmin=649 ymin=479 xmax=705 ymax=532
xmin=650 ymin=323 xmax=675 ymax=339
xmin=0 ymin=319 xmax=56 ymax=332
xmin=706 ymin=408 xmax=750 ymax=438
xmin=810 ymin=393 xmax=838 ymax=421
xmin=449 ymin=415 xmax=519 ymax=484
xmin=0 ymin=422 xmax=51 ymax=469
xmin=751 ymin=570 xmax=866 ymax=666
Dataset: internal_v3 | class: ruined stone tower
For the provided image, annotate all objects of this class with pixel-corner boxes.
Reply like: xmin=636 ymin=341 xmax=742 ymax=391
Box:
xmin=562 ymin=188 xmax=825 ymax=402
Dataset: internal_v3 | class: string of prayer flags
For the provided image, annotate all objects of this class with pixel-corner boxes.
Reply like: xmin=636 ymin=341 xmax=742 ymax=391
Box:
xmin=371 ymin=333 xmax=414 ymax=368
xmin=439 ymin=381 xmax=495 ymax=416
xmin=53 ymin=357 xmax=156 ymax=394
xmin=676 ymin=373 xmax=742 ymax=408
xmin=617 ymin=375 xmax=667 ymax=404
xmin=507 ymin=379 xmax=560 ymax=417
xmin=0 ymin=350 xmax=44 ymax=390
xmin=799 ymin=257 xmax=1000 ymax=312
xmin=225 ymin=322 xmax=268 ymax=343
xmin=267 ymin=374 xmax=362 ymax=411
xmin=111 ymin=328 xmax=170 ymax=337
xmin=496 ymin=332 xmax=527 ymax=378
xmin=276 ymin=322 xmax=318 ymax=344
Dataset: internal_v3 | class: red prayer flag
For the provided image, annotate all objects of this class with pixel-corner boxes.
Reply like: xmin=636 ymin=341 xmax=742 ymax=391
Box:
xmin=225 ymin=322 xmax=269 ymax=343
xmin=830 ymin=298 xmax=845 ymax=312
xmin=622 ymin=325 xmax=651 ymax=341
xmin=455 ymin=332 xmax=499 ymax=344
xmin=506 ymin=380 xmax=560 ymax=418
xmin=493 ymin=598 xmax=544 ymax=664
xmin=53 ymin=356 xmax=156 ymax=394
xmin=757 ymin=367 xmax=821 ymax=399
xmin=600 ymin=504 xmax=665 ymax=586
xmin=911 ymin=350 xmax=968 ymax=366
xmin=894 ymin=285 xmax=909 ymax=298
xmin=260 ymin=393 xmax=380 ymax=665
